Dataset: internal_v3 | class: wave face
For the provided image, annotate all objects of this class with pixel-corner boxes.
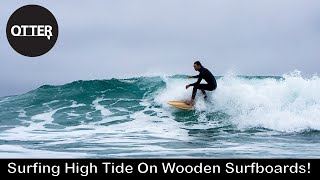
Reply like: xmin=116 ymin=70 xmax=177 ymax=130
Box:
xmin=1 ymin=71 xmax=320 ymax=158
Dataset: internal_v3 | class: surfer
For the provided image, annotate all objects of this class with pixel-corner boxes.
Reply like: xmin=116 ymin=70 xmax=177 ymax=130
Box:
xmin=185 ymin=61 xmax=217 ymax=105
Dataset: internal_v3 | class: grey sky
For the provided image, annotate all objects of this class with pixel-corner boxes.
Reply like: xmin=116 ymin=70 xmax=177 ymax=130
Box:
xmin=1 ymin=0 xmax=320 ymax=97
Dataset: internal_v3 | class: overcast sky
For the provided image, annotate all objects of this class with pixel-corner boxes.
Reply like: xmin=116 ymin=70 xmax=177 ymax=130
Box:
xmin=1 ymin=0 xmax=320 ymax=97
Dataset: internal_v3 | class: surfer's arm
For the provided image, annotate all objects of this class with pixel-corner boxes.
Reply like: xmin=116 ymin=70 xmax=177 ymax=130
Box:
xmin=187 ymin=75 xmax=199 ymax=78
xmin=189 ymin=75 xmax=202 ymax=86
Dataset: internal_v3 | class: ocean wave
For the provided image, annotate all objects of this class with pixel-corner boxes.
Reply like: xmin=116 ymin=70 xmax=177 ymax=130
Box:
xmin=0 ymin=71 xmax=320 ymax=133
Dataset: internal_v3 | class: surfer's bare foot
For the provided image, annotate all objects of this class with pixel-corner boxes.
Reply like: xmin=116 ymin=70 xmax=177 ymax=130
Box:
xmin=185 ymin=99 xmax=194 ymax=105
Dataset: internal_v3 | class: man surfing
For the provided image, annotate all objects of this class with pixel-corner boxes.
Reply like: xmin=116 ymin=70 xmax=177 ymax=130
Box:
xmin=185 ymin=61 xmax=217 ymax=105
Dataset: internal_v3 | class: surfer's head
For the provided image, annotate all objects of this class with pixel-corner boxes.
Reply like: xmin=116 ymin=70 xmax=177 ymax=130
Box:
xmin=193 ymin=61 xmax=202 ymax=71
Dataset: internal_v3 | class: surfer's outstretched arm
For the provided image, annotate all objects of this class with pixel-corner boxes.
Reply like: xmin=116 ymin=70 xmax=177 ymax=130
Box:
xmin=187 ymin=75 xmax=199 ymax=78
xmin=189 ymin=75 xmax=202 ymax=86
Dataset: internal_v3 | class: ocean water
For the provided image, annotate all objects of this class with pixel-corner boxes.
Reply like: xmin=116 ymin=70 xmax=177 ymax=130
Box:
xmin=0 ymin=71 xmax=320 ymax=158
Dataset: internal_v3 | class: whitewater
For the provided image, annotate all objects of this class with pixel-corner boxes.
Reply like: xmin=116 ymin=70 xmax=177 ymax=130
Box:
xmin=0 ymin=71 xmax=319 ymax=158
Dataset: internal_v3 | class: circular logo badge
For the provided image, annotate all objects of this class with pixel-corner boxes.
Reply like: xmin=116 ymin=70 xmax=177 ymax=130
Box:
xmin=6 ymin=5 xmax=59 ymax=57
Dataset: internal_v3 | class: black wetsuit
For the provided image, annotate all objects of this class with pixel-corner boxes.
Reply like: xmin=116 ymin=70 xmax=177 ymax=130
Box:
xmin=189 ymin=67 xmax=217 ymax=100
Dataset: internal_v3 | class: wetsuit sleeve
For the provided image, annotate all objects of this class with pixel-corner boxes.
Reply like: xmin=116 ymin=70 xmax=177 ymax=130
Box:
xmin=192 ymin=75 xmax=199 ymax=78
xmin=189 ymin=74 xmax=202 ymax=86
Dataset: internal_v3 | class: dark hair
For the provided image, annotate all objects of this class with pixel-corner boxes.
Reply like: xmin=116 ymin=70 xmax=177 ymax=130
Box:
xmin=194 ymin=61 xmax=203 ymax=67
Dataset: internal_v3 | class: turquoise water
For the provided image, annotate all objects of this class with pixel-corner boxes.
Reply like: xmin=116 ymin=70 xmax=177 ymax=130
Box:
xmin=1 ymin=72 xmax=320 ymax=158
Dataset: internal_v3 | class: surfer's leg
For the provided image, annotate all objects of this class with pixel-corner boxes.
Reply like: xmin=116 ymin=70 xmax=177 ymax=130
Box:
xmin=191 ymin=84 xmax=215 ymax=101
xmin=192 ymin=84 xmax=208 ymax=100
xmin=191 ymin=85 xmax=198 ymax=100
xmin=200 ymin=89 xmax=207 ymax=100
xmin=197 ymin=84 xmax=215 ymax=100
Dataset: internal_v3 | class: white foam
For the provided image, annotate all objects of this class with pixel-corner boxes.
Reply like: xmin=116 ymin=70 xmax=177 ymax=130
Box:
xmin=70 ymin=101 xmax=86 ymax=108
xmin=154 ymin=77 xmax=193 ymax=107
xmin=0 ymin=145 xmax=87 ymax=158
xmin=66 ymin=112 xmax=80 ymax=117
xmin=92 ymin=98 xmax=113 ymax=116
xmin=118 ymin=79 xmax=138 ymax=83
xmin=17 ymin=109 xmax=27 ymax=118
xmin=27 ymin=101 xmax=89 ymax=129
xmin=31 ymin=109 xmax=57 ymax=123
xmin=43 ymin=100 xmax=60 ymax=106
xmin=213 ymin=71 xmax=320 ymax=132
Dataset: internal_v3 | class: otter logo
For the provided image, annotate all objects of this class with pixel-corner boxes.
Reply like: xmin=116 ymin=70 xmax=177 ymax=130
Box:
xmin=6 ymin=5 xmax=58 ymax=57
xmin=11 ymin=25 xmax=53 ymax=40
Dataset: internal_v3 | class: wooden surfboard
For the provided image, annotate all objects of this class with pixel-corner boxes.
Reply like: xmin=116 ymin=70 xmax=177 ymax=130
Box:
xmin=167 ymin=100 xmax=193 ymax=110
